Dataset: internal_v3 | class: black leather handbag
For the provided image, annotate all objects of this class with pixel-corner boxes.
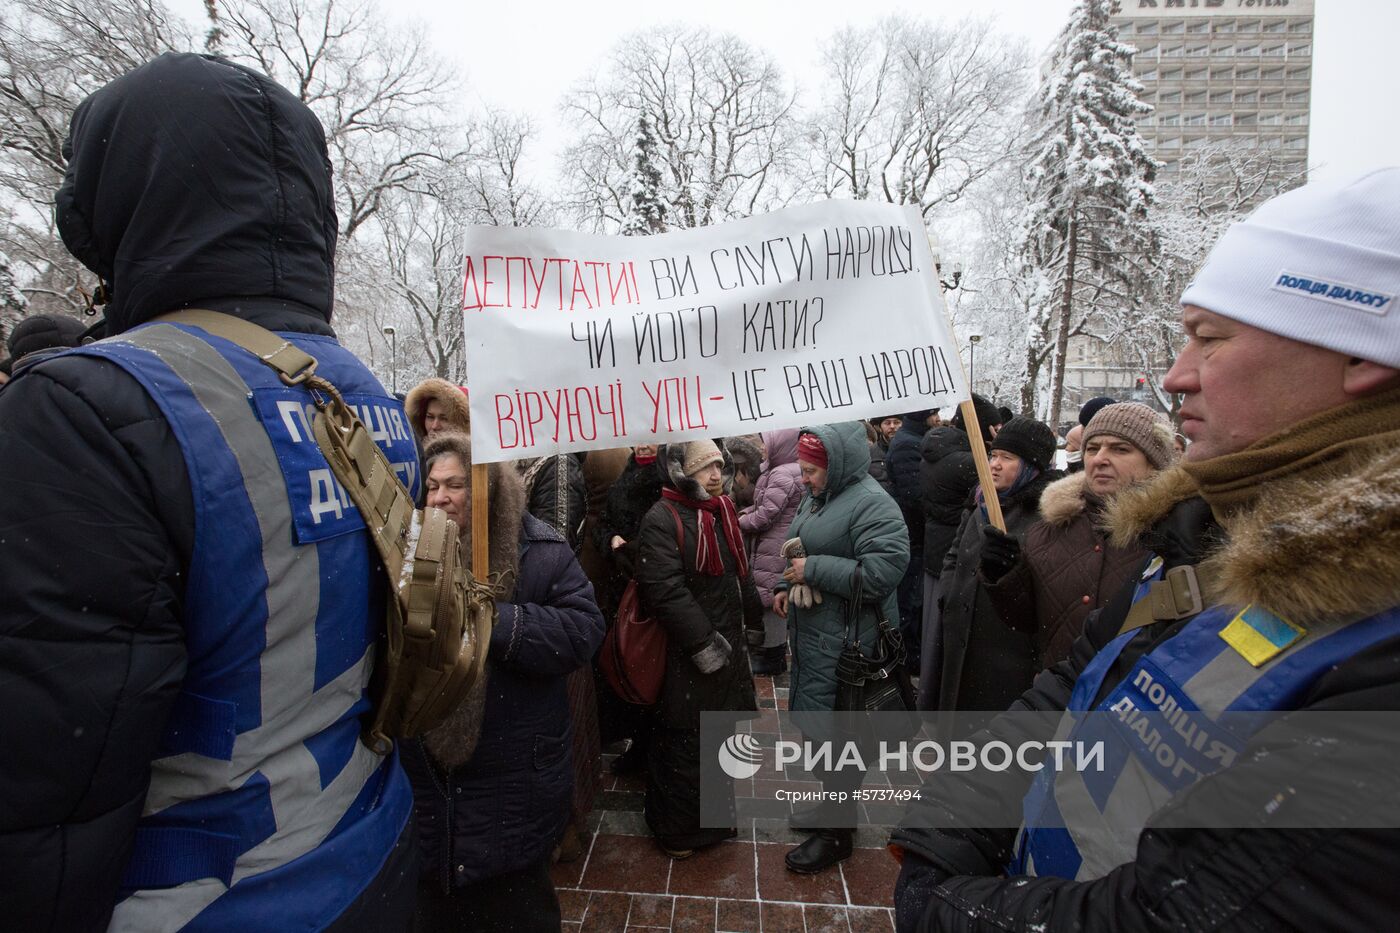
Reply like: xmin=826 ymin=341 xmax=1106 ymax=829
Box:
xmin=834 ymin=565 xmax=917 ymax=720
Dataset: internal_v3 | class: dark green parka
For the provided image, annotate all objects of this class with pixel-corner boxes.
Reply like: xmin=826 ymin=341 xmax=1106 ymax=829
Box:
xmin=784 ymin=422 xmax=911 ymax=715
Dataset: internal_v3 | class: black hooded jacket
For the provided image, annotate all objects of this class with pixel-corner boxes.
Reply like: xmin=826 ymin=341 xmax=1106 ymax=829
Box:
xmin=0 ymin=54 xmax=388 ymax=932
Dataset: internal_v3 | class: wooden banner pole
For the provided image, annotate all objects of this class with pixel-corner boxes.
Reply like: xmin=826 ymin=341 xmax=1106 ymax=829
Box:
xmin=924 ymin=276 xmax=1006 ymax=533
xmin=471 ymin=463 xmax=490 ymax=579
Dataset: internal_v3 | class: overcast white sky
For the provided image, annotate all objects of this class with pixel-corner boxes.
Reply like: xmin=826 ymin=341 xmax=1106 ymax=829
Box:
xmin=175 ymin=0 xmax=1394 ymax=188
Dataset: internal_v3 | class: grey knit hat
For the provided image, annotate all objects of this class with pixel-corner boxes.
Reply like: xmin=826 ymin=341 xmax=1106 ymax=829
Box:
xmin=1083 ymin=402 xmax=1175 ymax=471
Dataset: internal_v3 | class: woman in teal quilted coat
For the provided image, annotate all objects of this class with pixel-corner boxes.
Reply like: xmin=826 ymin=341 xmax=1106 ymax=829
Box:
xmin=773 ymin=421 xmax=909 ymax=875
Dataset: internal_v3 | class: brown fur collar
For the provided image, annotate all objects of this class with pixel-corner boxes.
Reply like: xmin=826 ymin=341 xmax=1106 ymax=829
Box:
xmin=404 ymin=377 xmax=471 ymax=438
xmin=1106 ymin=449 xmax=1400 ymax=626
xmin=1037 ymin=472 xmax=1091 ymax=528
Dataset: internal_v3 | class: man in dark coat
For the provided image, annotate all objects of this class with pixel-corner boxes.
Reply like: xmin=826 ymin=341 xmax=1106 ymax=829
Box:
xmin=916 ymin=394 xmax=1004 ymax=707
xmin=0 ymin=53 xmax=419 ymax=931
xmin=927 ymin=417 xmax=1059 ymax=724
xmin=887 ymin=410 xmax=937 ymax=661
xmin=892 ymin=168 xmax=1400 ymax=931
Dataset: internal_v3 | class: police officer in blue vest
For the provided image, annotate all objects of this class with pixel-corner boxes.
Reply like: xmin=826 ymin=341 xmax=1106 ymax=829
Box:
xmin=890 ymin=168 xmax=1400 ymax=930
xmin=0 ymin=54 xmax=419 ymax=930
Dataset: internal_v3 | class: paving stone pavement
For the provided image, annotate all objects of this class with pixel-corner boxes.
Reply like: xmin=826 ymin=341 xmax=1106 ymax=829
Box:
xmin=552 ymin=671 xmax=901 ymax=932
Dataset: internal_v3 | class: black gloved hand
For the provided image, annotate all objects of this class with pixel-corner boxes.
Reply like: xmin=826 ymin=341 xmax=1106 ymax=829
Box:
xmin=894 ymin=851 xmax=949 ymax=933
xmin=979 ymin=525 xmax=1021 ymax=583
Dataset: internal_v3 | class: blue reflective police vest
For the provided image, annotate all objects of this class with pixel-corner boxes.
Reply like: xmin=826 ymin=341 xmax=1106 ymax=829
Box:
xmin=1012 ymin=561 xmax=1400 ymax=882
xmin=67 ymin=320 xmax=421 ymax=932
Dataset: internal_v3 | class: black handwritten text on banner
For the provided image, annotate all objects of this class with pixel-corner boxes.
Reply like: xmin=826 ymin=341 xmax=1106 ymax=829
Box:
xmin=461 ymin=201 xmax=968 ymax=463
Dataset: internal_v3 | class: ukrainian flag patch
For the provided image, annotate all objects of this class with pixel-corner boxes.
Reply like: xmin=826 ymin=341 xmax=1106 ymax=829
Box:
xmin=1220 ymin=605 xmax=1305 ymax=667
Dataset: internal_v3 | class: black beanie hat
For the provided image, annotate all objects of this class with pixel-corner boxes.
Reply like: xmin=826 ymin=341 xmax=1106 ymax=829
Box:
xmin=1078 ymin=396 xmax=1117 ymax=427
xmin=7 ymin=314 xmax=86 ymax=360
xmin=990 ymin=416 xmax=1057 ymax=472
xmin=950 ymin=393 xmax=1002 ymax=442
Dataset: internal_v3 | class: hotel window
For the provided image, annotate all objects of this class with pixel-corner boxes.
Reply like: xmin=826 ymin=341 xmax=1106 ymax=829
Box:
xmin=1159 ymin=90 xmax=1181 ymax=103
xmin=1159 ymin=113 xmax=1181 ymax=126
xmin=1163 ymin=21 xmax=1185 ymax=35
xmin=1237 ymin=20 xmax=1259 ymax=33
xmin=1210 ymin=67 xmax=1232 ymax=81
xmin=1237 ymin=45 xmax=1259 ymax=57
xmin=1236 ymin=67 xmax=1258 ymax=80
xmin=1260 ymin=90 xmax=1283 ymax=103
xmin=1259 ymin=112 xmax=1283 ymax=125
xmin=1186 ymin=45 xmax=1209 ymax=57
xmin=1287 ymin=67 xmax=1310 ymax=81
xmin=1288 ymin=21 xmax=1311 ymax=34
xmin=1210 ymin=114 xmax=1233 ymax=126
xmin=1216 ymin=20 xmax=1236 ymax=33
xmin=1185 ymin=68 xmax=1207 ymax=81
xmin=1262 ymin=45 xmax=1285 ymax=57
xmin=1261 ymin=137 xmax=1282 ymax=150
xmin=1161 ymin=68 xmax=1182 ymax=80
xmin=1236 ymin=91 xmax=1257 ymax=104
xmin=1184 ymin=114 xmax=1206 ymax=126
xmin=1187 ymin=21 xmax=1210 ymax=34
xmin=1289 ymin=44 xmax=1311 ymax=57
xmin=1285 ymin=113 xmax=1308 ymax=126
xmin=1160 ymin=137 xmax=1181 ymax=149
xmin=1185 ymin=90 xmax=1207 ymax=104
xmin=1262 ymin=21 xmax=1286 ymax=34
xmin=1119 ymin=22 xmax=1134 ymax=36
xmin=1139 ymin=69 xmax=1158 ymax=81
xmin=1285 ymin=137 xmax=1307 ymax=150
xmin=1162 ymin=45 xmax=1183 ymax=57
xmin=1287 ymin=91 xmax=1309 ymax=104
xmin=1138 ymin=22 xmax=1158 ymax=35
xmin=1260 ymin=67 xmax=1283 ymax=81
xmin=1235 ymin=112 xmax=1257 ymax=126
xmin=1209 ymin=90 xmax=1232 ymax=104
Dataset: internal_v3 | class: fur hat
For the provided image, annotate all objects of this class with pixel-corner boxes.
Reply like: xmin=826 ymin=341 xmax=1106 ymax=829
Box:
xmin=682 ymin=439 xmax=724 ymax=476
xmin=1084 ymin=402 xmax=1176 ymax=471
xmin=1181 ymin=167 xmax=1400 ymax=367
xmin=663 ymin=441 xmax=722 ymax=500
xmin=989 ymin=416 xmax=1057 ymax=472
xmin=404 ymin=377 xmax=471 ymax=438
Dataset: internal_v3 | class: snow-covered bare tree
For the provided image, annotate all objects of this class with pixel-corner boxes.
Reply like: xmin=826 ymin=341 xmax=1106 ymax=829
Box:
xmin=1101 ymin=143 xmax=1308 ymax=414
xmin=209 ymin=0 xmax=468 ymax=241
xmin=0 ymin=0 xmax=190 ymax=314
xmin=1020 ymin=0 xmax=1157 ymax=425
xmin=561 ymin=26 xmax=797 ymax=232
xmin=805 ymin=16 xmax=1030 ymax=220
xmin=462 ymin=108 xmax=555 ymax=230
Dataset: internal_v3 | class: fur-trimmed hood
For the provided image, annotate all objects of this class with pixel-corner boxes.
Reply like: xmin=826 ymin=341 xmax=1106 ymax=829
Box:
xmin=405 ymin=378 xmax=471 ymax=438
xmin=1106 ymin=448 xmax=1400 ymax=626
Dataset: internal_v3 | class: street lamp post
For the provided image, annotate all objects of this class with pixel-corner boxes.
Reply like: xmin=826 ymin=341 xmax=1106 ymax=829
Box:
xmin=969 ymin=333 xmax=982 ymax=393
xmin=382 ymin=325 xmax=397 ymax=394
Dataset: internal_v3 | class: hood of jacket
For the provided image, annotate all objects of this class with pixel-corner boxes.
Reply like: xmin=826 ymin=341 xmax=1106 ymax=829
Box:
xmin=405 ymin=378 xmax=472 ymax=438
xmin=56 ymin=53 xmax=337 ymax=335
xmin=1106 ymin=446 xmax=1400 ymax=626
xmin=762 ymin=428 xmax=800 ymax=469
xmin=802 ymin=421 xmax=871 ymax=504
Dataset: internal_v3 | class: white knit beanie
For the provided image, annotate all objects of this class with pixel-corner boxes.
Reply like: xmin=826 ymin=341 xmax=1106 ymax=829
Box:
xmin=1180 ymin=167 xmax=1400 ymax=368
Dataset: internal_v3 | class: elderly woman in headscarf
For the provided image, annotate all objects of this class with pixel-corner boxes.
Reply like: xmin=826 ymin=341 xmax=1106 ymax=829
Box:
xmin=636 ymin=439 xmax=763 ymax=859
xmin=774 ymin=423 xmax=909 ymax=875
xmin=403 ymin=433 xmax=606 ymax=932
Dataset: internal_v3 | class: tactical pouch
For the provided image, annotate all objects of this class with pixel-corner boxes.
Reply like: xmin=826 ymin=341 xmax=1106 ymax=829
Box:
xmin=155 ymin=310 xmax=492 ymax=755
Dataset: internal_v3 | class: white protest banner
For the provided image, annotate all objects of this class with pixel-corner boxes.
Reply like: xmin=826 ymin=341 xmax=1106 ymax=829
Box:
xmin=461 ymin=200 xmax=969 ymax=463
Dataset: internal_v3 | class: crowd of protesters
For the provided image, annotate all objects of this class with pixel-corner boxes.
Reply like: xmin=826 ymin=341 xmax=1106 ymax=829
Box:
xmin=2 ymin=51 xmax=1398 ymax=933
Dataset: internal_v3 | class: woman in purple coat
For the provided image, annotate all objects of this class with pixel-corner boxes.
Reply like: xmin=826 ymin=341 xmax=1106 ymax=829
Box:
xmin=739 ymin=429 xmax=804 ymax=674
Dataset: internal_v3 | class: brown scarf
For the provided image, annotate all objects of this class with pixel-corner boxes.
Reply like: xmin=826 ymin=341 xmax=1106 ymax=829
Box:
xmin=1181 ymin=385 xmax=1400 ymax=522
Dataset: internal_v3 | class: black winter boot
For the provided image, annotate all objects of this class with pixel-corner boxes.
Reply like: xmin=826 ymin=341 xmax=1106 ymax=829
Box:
xmin=750 ymin=645 xmax=788 ymax=676
xmin=784 ymin=829 xmax=853 ymax=873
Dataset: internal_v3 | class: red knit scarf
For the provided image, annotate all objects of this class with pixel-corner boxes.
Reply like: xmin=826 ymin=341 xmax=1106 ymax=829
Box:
xmin=661 ymin=487 xmax=749 ymax=578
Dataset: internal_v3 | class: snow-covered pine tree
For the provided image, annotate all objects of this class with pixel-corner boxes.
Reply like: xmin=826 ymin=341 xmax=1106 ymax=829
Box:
xmin=620 ymin=113 xmax=668 ymax=236
xmin=1019 ymin=0 xmax=1157 ymax=424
